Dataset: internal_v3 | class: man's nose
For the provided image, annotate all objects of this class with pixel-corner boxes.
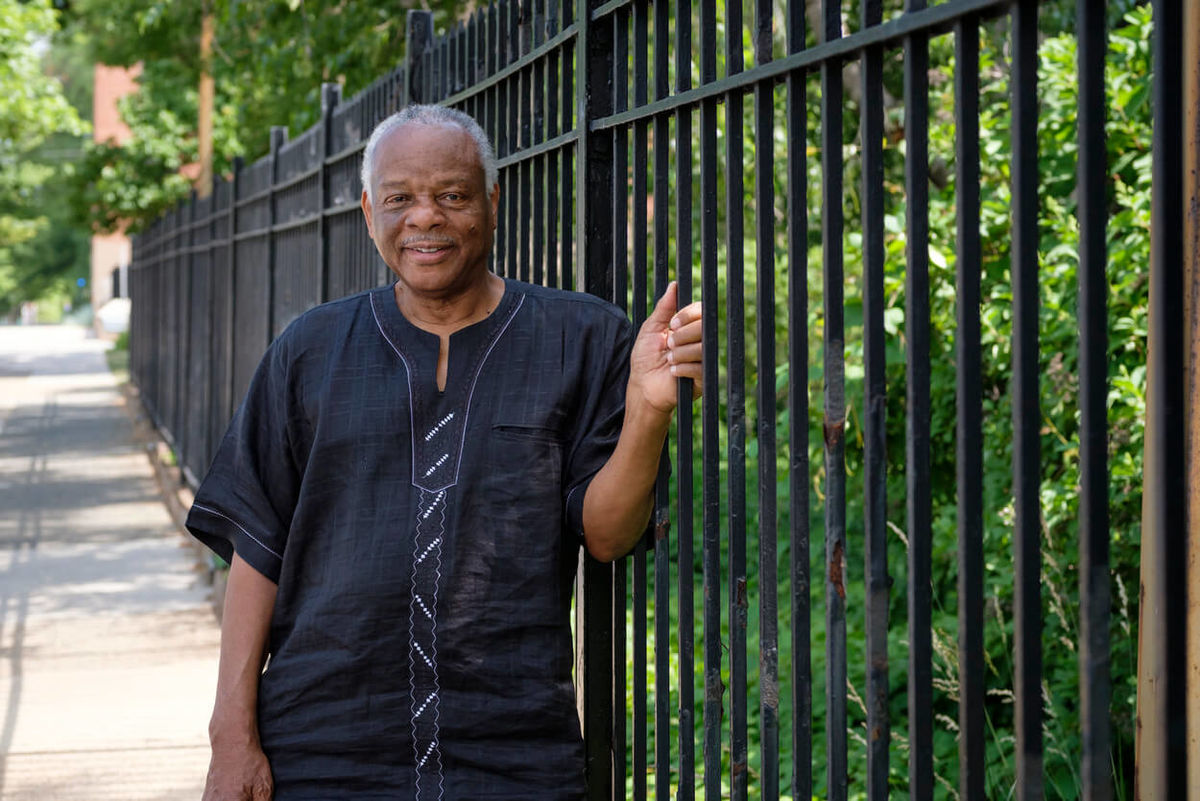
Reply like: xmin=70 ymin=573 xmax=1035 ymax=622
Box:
xmin=404 ymin=196 xmax=445 ymax=229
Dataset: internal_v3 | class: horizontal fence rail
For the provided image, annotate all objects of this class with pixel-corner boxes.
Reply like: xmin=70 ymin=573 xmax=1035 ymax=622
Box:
xmin=128 ymin=0 xmax=1189 ymax=797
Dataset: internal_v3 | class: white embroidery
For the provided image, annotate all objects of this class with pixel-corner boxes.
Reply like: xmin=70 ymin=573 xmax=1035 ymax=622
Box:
xmin=412 ymin=640 xmax=434 ymax=669
xmin=414 ymin=690 xmax=437 ymax=718
xmin=415 ymin=537 xmax=442 ymax=564
xmin=420 ymin=490 xmax=446 ymax=519
xmin=422 ymin=453 xmax=450 ymax=478
xmin=409 ymin=486 xmax=445 ymax=801
xmin=417 ymin=740 xmax=437 ymax=768
xmin=424 ymin=412 xmax=455 ymax=442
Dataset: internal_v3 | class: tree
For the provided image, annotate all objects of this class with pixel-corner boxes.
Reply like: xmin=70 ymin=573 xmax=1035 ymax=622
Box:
xmin=0 ymin=0 xmax=87 ymax=315
xmin=63 ymin=0 xmax=465 ymax=233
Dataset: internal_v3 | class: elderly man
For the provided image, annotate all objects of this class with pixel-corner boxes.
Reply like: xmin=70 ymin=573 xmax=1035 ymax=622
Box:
xmin=189 ymin=104 xmax=702 ymax=800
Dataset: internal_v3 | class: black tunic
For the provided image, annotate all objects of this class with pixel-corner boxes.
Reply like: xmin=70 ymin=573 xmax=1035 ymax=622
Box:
xmin=186 ymin=278 xmax=632 ymax=800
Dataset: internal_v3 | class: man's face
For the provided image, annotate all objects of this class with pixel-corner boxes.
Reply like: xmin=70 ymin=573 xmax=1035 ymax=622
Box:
xmin=361 ymin=123 xmax=499 ymax=299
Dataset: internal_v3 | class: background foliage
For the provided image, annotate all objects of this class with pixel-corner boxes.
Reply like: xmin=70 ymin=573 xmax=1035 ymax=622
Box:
xmin=0 ymin=0 xmax=88 ymax=316
xmin=616 ymin=4 xmax=1148 ymax=800
xmin=61 ymin=0 xmax=468 ymax=234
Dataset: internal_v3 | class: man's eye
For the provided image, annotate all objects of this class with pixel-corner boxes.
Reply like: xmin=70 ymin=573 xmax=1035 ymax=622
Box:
xmin=443 ymin=193 xmax=462 ymax=202
xmin=387 ymin=195 xmax=409 ymax=204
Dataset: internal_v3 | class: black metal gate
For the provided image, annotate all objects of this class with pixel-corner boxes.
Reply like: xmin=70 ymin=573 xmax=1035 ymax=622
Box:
xmin=128 ymin=0 xmax=1190 ymax=797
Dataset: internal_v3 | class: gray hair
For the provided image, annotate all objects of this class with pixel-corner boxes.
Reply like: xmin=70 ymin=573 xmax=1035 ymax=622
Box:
xmin=360 ymin=105 xmax=498 ymax=203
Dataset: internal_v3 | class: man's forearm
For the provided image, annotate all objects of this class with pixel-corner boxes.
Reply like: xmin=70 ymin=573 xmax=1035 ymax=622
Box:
xmin=209 ymin=553 xmax=277 ymax=745
xmin=581 ymin=400 xmax=671 ymax=562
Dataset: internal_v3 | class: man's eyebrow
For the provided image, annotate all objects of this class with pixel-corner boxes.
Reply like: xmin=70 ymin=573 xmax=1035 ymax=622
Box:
xmin=377 ymin=176 xmax=477 ymax=190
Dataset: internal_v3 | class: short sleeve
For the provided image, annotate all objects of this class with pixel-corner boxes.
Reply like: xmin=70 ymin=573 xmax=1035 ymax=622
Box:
xmin=563 ymin=313 xmax=634 ymax=540
xmin=185 ymin=336 xmax=301 ymax=584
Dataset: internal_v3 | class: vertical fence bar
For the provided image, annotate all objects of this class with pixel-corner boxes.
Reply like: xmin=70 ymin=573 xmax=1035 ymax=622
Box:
xmin=632 ymin=0 xmax=648 ymax=328
xmin=159 ymin=210 xmax=169 ymax=433
xmin=651 ymin=0 xmax=671 ymax=795
xmin=545 ymin=0 xmax=560 ymax=288
xmin=859 ymin=1 xmax=888 ymax=797
xmin=673 ymin=0 xmax=696 ymax=792
xmin=579 ymin=0 xmax=616 ymax=793
xmin=222 ymin=159 xmax=241 ymax=428
xmin=507 ymin=0 xmax=520 ymax=279
xmin=468 ymin=15 xmax=478 ymax=115
xmin=496 ymin=0 xmax=511 ymax=276
xmin=405 ymin=10 xmax=434 ymax=106
xmin=752 ymin=0 xmax=777 ymax=791
xmin=519 ymin=0 xmax=533 ymax=284
xmin=1137 ymin=0 xmax=1187 ymax=797
xmin=698 ymin=0 xmax=722 ymax=792
xmin=318 ymin=83 xmax=339 ymax=304
xmin=859 ymin=3 xmax=888 ymax=796
xmin=784 ymin=0 xmax=810 ymax=795
xmin=631 ymin=3 xmax=649 ymax=792
xmin=533 ymin=12 xmax=546 ymax=287
xmin=266 ymin=126 xmax=286 ymax=348
xmin=954 ymin=15 xmax=985 ymax=801
xmin=457 ymin=23 xmax=464 ymax=92
xmin=171 ymin=206 xmax=182 ymax=438
xmin=175 ymin=202 xmax=186 ymax=443
xmin=448 ymin=27 xmax=457 ymax=98
xmin=1010 ymin=3 xmax=1043 ymax=798
xmin=561 ymin=0 xmax=574 ymax=291
xmin=723 ymin=0 xmax=748 ymax=794
xmin=429 ymin=34 xmax=437 ymax=100
xmin=442 ymin=34 xmax=451 ymax=98
xmin=820 ymin=0 xmax=847 ymax=797
xmin=610 ymin=6 xmax=630 ymax=795
xmin=487 ymin=6 xmax=498 ymax=146
xmin=178 ymin=195 xmax=193 ymax=464
xmin=1187 ymin=0 xmax=1200 ymax=791
xmin=1075 ymin=2 xmax=1111 ymax=799
xmin=903 ymin=2 xmax=932 ymax=799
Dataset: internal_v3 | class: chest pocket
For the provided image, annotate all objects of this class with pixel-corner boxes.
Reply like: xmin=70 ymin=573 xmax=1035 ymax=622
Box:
xmin=443 ymin=422 xmax=566 ymax=616
xmin=489 ymin=424 xmax=564 ymax=493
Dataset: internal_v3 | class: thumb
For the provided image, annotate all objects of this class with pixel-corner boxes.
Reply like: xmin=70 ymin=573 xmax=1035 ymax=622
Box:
xmin=648 ymin=280 xmax=678 ymax=326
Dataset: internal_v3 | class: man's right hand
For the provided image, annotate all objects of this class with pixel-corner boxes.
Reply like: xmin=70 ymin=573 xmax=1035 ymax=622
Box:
xmin=202 ymin=742 xmax=273 ymax=800
xmin=204 ymin=553 xmax=279 ymax=800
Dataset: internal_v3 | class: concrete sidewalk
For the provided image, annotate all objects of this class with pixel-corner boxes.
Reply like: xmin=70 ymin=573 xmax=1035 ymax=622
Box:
xmin=0 ymin=326 xmax=218 ymax=800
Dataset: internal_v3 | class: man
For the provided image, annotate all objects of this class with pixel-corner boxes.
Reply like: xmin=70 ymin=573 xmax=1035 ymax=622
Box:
xmin=189 ymin=104 xmax=702 ymax=800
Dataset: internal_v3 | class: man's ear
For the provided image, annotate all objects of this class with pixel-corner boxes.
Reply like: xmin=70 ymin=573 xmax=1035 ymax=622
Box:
xmin=361 ymin=190 xmax=374 ymax=238
xmin=489 ymin=183 xmax=499 ymax=228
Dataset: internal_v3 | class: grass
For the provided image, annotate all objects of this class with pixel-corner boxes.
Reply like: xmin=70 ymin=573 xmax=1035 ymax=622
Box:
xmin=104 ymin=331 xmax=130 ymax=383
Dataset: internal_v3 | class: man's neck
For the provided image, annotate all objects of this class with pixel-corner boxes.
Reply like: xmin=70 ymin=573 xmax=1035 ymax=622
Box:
xmin=393 ymin=272 xmax=506 ymax=337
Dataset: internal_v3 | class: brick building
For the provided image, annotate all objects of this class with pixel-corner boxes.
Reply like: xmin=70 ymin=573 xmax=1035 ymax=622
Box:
xmin=90 ymin=63 xmax=140 ymax=331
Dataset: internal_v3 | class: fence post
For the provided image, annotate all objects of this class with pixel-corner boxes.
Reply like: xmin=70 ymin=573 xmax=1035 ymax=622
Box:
xmin=1138 ymin=0 xmax=1188 ymax=798
xmin=406 ymin=10 xmax=435 ymax=106
xmin=267 ymin=125 xmax=287 ymax=341
xmin=199 ymin=169 xmax=221 ymax=479
xmin=177 ymin=191 xmax=197 ymax=476
xmin=1184 ymin=0 xmax=1200 ymax=797
xmin=224 ymin=156 xmax=242 ymax=427
xmin=318 ymin=82 xmax=341 ymax=303
xmin=575 ymin=0 xmax=615 ymax=795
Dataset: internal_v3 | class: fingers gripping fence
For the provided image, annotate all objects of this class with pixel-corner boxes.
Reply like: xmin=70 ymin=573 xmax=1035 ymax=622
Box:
xmin=127 ymin=0 xmax=1190 ymax=797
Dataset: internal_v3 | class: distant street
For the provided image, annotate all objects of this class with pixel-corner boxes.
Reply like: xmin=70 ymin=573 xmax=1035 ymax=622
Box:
xmin=0 ymin=325 xmax=218 ymax=801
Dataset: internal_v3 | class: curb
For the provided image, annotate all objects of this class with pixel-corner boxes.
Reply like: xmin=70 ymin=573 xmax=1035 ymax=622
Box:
xmin=115 ymin=378 xmax=228 ymax=622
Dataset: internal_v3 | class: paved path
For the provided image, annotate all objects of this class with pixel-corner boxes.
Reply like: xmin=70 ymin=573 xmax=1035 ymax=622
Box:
xmin=0 ymin=326 xmax=218 ymax=800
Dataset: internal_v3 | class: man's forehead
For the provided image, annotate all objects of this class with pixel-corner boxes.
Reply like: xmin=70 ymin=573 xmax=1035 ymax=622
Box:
xmin=378 ymin=123 xmax=476 ymax=159
xmin=373 ymin=122 xmax=484 ymax=183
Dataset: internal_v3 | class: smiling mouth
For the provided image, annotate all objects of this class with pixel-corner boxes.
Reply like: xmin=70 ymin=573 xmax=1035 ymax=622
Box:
xmin=403 ymin=238 xmax=455 ymax=254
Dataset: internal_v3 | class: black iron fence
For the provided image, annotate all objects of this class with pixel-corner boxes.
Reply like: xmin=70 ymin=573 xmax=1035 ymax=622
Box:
xmin=129 ymin=0 xmax=1190 ymax=797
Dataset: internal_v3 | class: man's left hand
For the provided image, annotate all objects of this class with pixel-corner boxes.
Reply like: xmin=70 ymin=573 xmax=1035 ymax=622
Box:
xmin=628 ymin=281 xmax=703 ymax=416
